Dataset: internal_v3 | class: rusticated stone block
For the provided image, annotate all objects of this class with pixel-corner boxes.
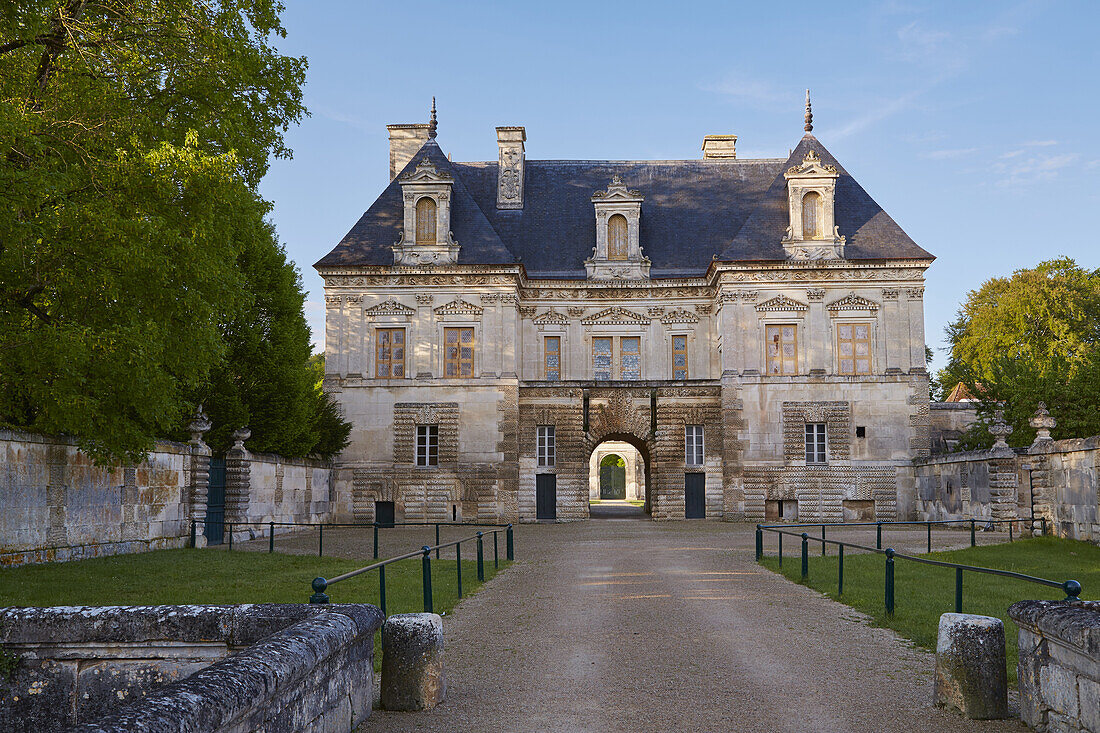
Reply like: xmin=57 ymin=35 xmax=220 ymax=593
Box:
xmin=381 ymin=613 xmax=445 ymax=711
xmin=934 ymin=613 xmax=1008 ymax=720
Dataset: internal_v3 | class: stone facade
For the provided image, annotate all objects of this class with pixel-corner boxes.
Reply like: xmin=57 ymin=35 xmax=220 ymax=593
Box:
xmin=317 ymin=114 xmax=934 ymax=523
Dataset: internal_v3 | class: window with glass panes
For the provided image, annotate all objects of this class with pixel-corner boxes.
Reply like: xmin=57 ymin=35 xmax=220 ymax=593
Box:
xmin=592 ymin=337 xmax=613 ymax=380
xmin=837 ymin=323 xmax=871 ymax=375
xmin=537 ymin=426 xmax=555 ymax=467
xmin=619 ymin=337 xmax=640 ymax=379
xmin=443 ymin=327 xmax=475 ymax=377
xmin=766 ymin=324 xmax=798 ymax=375
xmin=685 ymin=425 xmax=704 ymax=466
xmin=544 ymin=336 xmax=561 ymax=380
xmin=416 ymin=425 xmax=439 ymax=466
xmin=805 ymin=423 xmax=826 ymax=464
xmin=672 ymin=335 xmax=688 ymax=379
xmin=375 ymin=328 xmax=406 ymax=378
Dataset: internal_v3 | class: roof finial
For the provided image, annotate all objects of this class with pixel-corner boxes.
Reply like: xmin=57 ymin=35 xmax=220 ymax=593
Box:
xmin=428 ymin=97 xmax=437 ymax=140
xmin=804 ymin=89 xmax=813 ymax=133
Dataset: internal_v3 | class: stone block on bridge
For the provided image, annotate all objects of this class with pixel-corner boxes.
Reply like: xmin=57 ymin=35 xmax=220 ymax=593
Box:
xmin=381 ymin=612 xmax=445 ymax=711
xmin=934 ymin=612 xmax=1009 ymax=719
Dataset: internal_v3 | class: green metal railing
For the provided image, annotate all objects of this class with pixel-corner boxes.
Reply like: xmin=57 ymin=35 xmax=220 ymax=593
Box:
xmin=307 ymin=525 xmax=514 ymax=613
xmin=189 ymin=519 xmax=510 ymax=557
xmin=755 ymin=521 xmax=1081 ymax=615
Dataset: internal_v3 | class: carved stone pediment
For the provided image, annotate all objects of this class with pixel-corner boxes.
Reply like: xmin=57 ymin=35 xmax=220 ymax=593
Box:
xmin=533 ymin=308 xmax=570 ymax=326
xmin=785 ymin=149 xmax=838 ymax=178
xmin=660 ymin=308 xmax=700 ymax=325
xmin=755 ymin=294 xmax=808 ymax=313
xmin=401 ymin=158 xmax=453 ymax=183
xmin=364 ymin=299 xmax=415 ymax=319
xmin=434 ymin=298 xmax=484 ymax=317
xmin=591 ymin=175 xmax=644 ymax=202
xmin=826 ymin=293 xmax=879 ymax=314
xmin=580 ymin=306 xmax=649 ymax=326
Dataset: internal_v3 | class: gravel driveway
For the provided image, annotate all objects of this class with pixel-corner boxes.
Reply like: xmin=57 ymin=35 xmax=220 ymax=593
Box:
xmin=355 ymin=520 xmax=1025 ymax=733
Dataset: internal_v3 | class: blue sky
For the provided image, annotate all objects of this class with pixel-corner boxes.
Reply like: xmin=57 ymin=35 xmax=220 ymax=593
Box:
xmin=259 ymin=0 xmax=1099 ymax=374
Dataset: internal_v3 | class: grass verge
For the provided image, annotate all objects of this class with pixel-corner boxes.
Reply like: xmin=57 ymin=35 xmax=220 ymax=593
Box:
xmin=759 ymin=536 xmax=1099 ymax=685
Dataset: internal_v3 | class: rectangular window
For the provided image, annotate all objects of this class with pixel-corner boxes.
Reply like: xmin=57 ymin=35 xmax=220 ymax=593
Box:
xmin=593 ymin=337 xmax=613 ymax=380
xmin=619 ymin=337 xmax=641 ymax=380
xmin=375 ymin=328 xmax=406 ymax=378
xmin=837 ymin=323 xmax=871 ymax=375
xmin=766 ymin=324 xmax=798 ymax=375
xmin=544 ymin=336 xmax=561 ymax=381
xmin=444 ymin=327 xmax=475 ymax=377
xmin=685 ymin=425 xmax=704 ymax=466
xmin=672 ymin=335 xmax=688 ymax=380
xmin=805 ymin=423 xmax=826 ymax=464
xmin=416 ymin=425 xmax=439 ymax=467
xmin=537 ymin=425 xmax=556 ymax=467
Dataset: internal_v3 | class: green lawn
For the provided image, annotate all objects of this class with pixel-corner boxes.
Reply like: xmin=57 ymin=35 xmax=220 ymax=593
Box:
xmin=759 ymin=536 xmax=1099 ymax=684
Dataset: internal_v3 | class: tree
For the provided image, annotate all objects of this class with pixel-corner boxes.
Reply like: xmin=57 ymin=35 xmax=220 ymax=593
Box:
xmin=937 ymin=258 xmax=1100 ymax=448
xmin=0 ymin=2 xmax=307 ymax=462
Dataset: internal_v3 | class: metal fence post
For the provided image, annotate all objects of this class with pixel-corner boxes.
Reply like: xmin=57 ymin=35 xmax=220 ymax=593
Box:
xmin=190 ymin=520 xmax=196 ymax=548
xmin=1009 ymin=522 xmax=1013 ymax=542
xmin=755 ymin=525 xmax=763 ymax=561
xmin=876 ymin=522 xmax=882 ymax=550
xmin=476 ymin=531 xmax=485 ymax=582
xmin=269 ymin=522 xmax=274 ymax=553
xmin=926 ymin=522 xmax=932 ymax=554
xmin=494 ymin=531 xmax=499 ymax=569
xmin=456 ymin=542 xmax=463 ymax=598
xmin=373 ymin=524 xmax=379 ymax=560
xmin=422 ymin=546 xmax=433 ymax=613
xmin=955 ymin=567 xmax=963 ymax=613
xmin=506 ymin=524 xmax=514 ymax=561
xmin=1041 ymin=517 xmax=1047 ymax=536
xmin=310 ymin=577 xmax=329 ymax=604
xmin=379 ymin=565 xmax=387 ymax=616
xmin=885 ymin=548 xmax=895 ymax=615
xmin=318 ymin=523 xmax=324 ymax=557
xmin=970 ymin=519 xmax=976 ymax=547
xmin=228 ymin=523 xmax=233 ymax=551
xmin=435 ymin=524 xmax=440 ymax=560
xmin=821 ymin=525 xmax=826 ymax=556
xmin=838 ymin=544 xmax=844 ymax=595
xmin=800 ymin=533 xmax=809 ymax=579
xmin=778 ymin=531 xmax=783 ymax=568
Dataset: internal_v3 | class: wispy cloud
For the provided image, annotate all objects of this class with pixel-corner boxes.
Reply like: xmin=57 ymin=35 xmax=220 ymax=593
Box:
xmin=993 ymin=151 xmax=1078 ymax=187
xmin=830 ymin=88 xmax=925 ymax=141
xmin=922 ymin=147 xmax=979 ymax=160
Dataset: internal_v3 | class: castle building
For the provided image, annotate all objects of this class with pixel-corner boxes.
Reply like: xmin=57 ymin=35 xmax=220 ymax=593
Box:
xmin=315 ymin=98 xmax=934 ymax=523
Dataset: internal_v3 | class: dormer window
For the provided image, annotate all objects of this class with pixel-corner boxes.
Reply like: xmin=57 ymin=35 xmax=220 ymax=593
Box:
xmin=608 ymin=214 xmax=628 ymax=259
xmin=586 ymin=176 xmax=650 ymax=280
xmin=782 ymin=150 xmax=845 ymax=260
xmin=393 ymin=158 xmax=459 ymax=265
xmin=415 ymin=197 xmax=437 ymax=244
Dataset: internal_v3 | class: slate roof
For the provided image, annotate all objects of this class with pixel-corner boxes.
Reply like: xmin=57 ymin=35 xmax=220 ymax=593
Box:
xmin=314 ymin=133 xmax=933 ymax=276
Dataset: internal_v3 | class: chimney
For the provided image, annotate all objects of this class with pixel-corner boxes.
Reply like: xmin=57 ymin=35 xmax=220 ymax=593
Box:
xmin=496 ymin=126 xmax=526 ymax=209
xmin=386 ymin=123 xmax=431 ymax=179
xmin=702 ymin=135 xmax=737 ymax=160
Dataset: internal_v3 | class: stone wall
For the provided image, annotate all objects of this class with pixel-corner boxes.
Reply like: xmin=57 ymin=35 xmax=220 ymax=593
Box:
xmin=1009 ymin=600 xmax=1100 ymax=732
xmin=913 ymin=448 xmax=1020 ymax=523
xmin=1 ymin=430 xmax=336 ymax=566
xmin=929 ymin=402 xmax=979 ymax=454
xmin=1028 ymin=436 xmax=1100 ymax=544
xmin=0 ymin=430 xmax=192 ymax=567
xmin=0 ymin=603 xmax=383 ymax=732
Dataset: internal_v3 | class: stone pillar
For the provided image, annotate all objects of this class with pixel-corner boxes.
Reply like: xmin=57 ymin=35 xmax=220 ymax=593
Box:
xmin=381 ymin=613 xmax=446 ymax=711
xmin=987 ymin=411 xmax=1019 ymax=523
xmin=480 ymin=293 xmax=501 ymax=377
xmin=935 ymin=613 xmax=1009 ymax=720
xmin=500 ymin=294 xmax=518 ymax=378
xmin=414 ymin=294 xmax=434 ymax=378
xmin=881 ymin=288 xmax=902 ymax=372
xmin=188 ymin=407 xmax=212 ymax=548
xmin=721 ymin=379 xmax=747 ymax=520
xmin=906 ymin=288 xmax=925 ymax=372
xmin=1027 ymin=403 xmax=1058 ymax=535
xmin=346 ymin=295 xmax=364 ymax=377
xmin=224 ymin=427 xmax=252 ymax=529
xmin=806 ymin=287 xmax=827 ymax=373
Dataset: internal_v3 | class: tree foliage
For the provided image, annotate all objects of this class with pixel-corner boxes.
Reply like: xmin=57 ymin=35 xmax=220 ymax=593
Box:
xmin=0 ymin=2 xmax=350 ymax=462
xmin=937 ymin=258 xmax=1100 ymax=448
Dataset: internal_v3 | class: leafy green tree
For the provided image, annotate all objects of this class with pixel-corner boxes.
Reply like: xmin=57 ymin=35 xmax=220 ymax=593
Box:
xmin=938 ymin=258 xmax=1100 ymax=448
xmin=0 ymin=2 xmax=307 ymax=462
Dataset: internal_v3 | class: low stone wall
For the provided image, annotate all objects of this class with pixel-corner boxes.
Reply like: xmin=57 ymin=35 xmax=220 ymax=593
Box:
xmin=1008 ymin=600 xmax=1100 ymax=732
xmin=0 ymin=430 xmax=192 ymax=567
xmin=929 ymin=402 xmax=979 ymax=455
xmin=1028 ymin=437 xmax=1100 ymax=543
xmin=912 ymin=447 xmax=1021 ymax=523
xmin=229 ymin=452 xmax=334 ymax=541
xmin=0 ymin=603 xmax=383 ymax=732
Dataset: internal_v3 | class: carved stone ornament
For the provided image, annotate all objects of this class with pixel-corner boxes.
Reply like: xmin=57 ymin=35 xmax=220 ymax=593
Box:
xmin=231 ymin=427 xmax=252 ymax=452
xmin=433 ymin=298 xmax=484 ymax=317
xmin=782 ymin=149 xmax=844 ymax=260
xmin=580 ymin=306 xmax=649 ymax=325
xmin=591 ymin=175 xmax=643 ymax=200
xmin=647 ymin=306 xmax=666 ymax=316
xmin=188 ymin=405 xmax=212 ymax=443
xmin=533 ymin=308 xmax=570 ymax=326
xmin=881 ymin=289 xmax=899 ymax=301
xmin=660 ymin=308 xmax=700 ymax=325
xmin=694 ymin=304 xmax=713 ymax=315
xmin=589 ymin=391 xmax=651 ymax=442
xmin=567 ymin=307 xmax=586 ymax=317
xmin=415 ymin=294 xmax=434 ymax=305
xmin=755 ymin=294 xmax=809 ymax=313
xmin=401 ymin=158 xmax=453 ymax=183
xmin=806 ymin=288 xmax=826 ymax=302
xmin=785 ymin=149 xmax=838 ymax=177
xmin=826 ymin=293 xmax=880 ymax=315
xmin=518 ymin=306 xmax=537 ymax=318
xmin=1028 ymin=402 xmax=1056 ymax=444
xmin=988 ymin=411 xmax=1013 ymax=451
xmin=364 ymin=299 xmax=416 ymax=319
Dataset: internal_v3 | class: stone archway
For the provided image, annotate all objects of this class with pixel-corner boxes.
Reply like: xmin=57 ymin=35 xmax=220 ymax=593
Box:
xmin=585 ymin=432 xmax=653 ymax=516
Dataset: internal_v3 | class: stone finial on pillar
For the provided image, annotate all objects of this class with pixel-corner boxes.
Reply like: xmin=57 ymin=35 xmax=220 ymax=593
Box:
xmin=1028 ymin=402 xmax=1056 ymax=446
xmin=988 ymin=411 xmax=1013 ymax=452
xmin=187 ymin=406 xmax=213 ymax=546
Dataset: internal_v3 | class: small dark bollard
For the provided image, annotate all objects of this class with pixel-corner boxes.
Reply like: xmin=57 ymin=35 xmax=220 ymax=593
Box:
xmin=934 ymin=613 xmax=1008 ymax=719
xmin=381 ymin=613 xmax=445 ymax=711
